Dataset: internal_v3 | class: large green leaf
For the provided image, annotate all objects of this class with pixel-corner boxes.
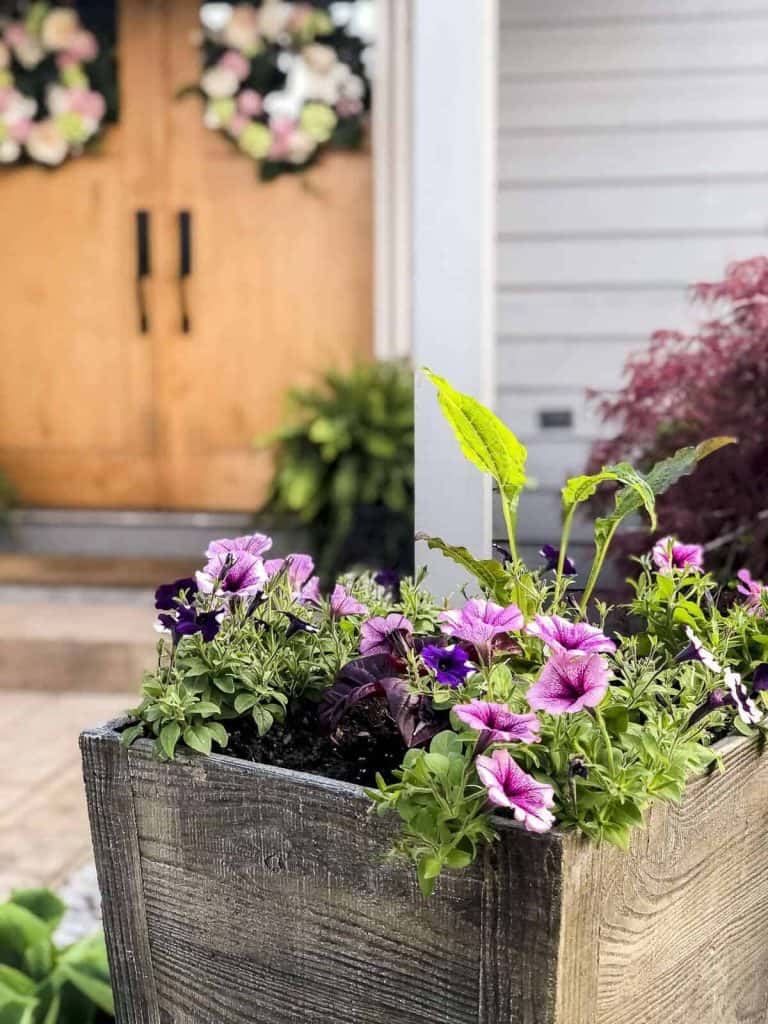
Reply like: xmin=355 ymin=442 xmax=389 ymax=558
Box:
xmin=423 ymin=370 xmax=527 ymax=505
xmin=562 ymin=463 xmax=655 ymax=525
xmin=416 ymin=534 xmax=509 ymax=600
xmin=7 ymin=892 xmax=64 ymax=934
xmin=0 ymin=905 xmax=51 ymax=969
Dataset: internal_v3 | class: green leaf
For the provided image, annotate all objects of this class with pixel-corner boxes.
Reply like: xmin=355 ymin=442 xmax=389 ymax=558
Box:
xmin=444 ymin=848 xmax=474 ymax=870
xmin=22 ymin=939 xmax=52 ymax=981
xmin=193 ymin=702 xmax=220 ymax=718
xmin=423 ymin=370 xmax=527 ymax=506
xmin=562 ymin=463 xmax=656 ymax=525
xmin=56 ymin=964 xmax=114 ymax=1016
xmin=415 ymin=533 xmax=509 ymax=598
xmin=602 ymin=706 xmax=630 ymax=736
xmin=0 ymin=1003 xmax=37 ymax=1024
xmin=0 ymin=904 xmax=51 ymax=966
xmin=159 ymin=722 xmax=181 ymax=760
xmin=0 ymin=967 xmax=35 ymax=998
xmin=120 ymin=724 xmax=144 ymax=748
xmin=183 ymin=725 xmax=212 ymax=755
xmin=233 ymin=693 xmax=259 ymax=714
xmin=206 ymin=723 xmax=228 ymax=749
xmin=423 ymin=753 xmax=451 ymax=777
xmin=8 ymin=891 xmax=64 ymax=932
xmin=429 ymin=731 xmax=463 ymax=757
xmin=252 ymin=706 xmax=274 ymax=737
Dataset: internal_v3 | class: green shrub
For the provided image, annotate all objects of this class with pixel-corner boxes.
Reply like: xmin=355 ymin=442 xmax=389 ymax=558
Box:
xmin=0 ymin=888 xmax=113 ymax=1023
xmin=257 ymin=361 xmax=414 ymax=577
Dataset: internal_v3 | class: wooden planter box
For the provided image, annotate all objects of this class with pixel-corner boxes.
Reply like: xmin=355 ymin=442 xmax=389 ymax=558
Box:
xmin=81 ymin=721 xmax=768 ymax=1024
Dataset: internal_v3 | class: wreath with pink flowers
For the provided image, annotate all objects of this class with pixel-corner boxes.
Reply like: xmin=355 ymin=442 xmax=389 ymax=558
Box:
xmin=190 ymin=1 xmax=373 ymax=181
xmin=0 ymin=2 xmax=116 ymax=168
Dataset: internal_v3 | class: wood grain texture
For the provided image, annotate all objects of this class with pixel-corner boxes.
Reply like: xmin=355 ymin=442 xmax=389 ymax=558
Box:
xmin=82 ymin=725 xmax=768 ymax=1024
xmin=80 ymin=725 xmax=161 ymax=1024
xmin=556 ymin=734 xmax=768 ymax=1024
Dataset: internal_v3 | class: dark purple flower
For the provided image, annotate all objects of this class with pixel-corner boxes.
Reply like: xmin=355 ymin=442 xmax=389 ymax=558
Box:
xmin=568 ymin=757 xmax=589 ymax=780
xmin=454 ymin=700 xmax=540 ymax=744
xmin=360 ymin=614 xmax=414 ymax=656
xmin=157 ymin=605 xmax=223 ymax=644
xmin=687 ymin=689 xmax=728 ymax=729
xmin=329 ymin=584 xmax=368 ymax=618
xmin=540 ymin=544 xmax=577 ymax=576
xmin=197 ymin=551 xmax=267 ymax=598
xmin=374 ymin=569 xmax=402 ymax=602
xmin=753 ymin=664 xmax=768 ymax=692
xmin=475 ymin=749 xmax=555 ymax=833
xmin=725 ymin=669 xmax=762 ymax=726
xmin=421 ymin=644 xmax=474 ymax=688
xmin=281 ymin=611 xmax=320 ymax=638
xmin=154 ymin=577 xmax=198 ymax=611
xmin=527 ymin=652 xmax=611 ymax=715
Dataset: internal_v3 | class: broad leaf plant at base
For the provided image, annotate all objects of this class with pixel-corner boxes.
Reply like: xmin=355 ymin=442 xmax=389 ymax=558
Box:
xmin=123 ymin=371 xmax=768 ymax=899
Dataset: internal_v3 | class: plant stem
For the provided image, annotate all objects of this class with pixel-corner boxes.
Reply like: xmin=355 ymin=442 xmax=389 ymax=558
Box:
xmin=551 ymin=507 xmax=576 ymax=609
xmin=594 ymin=706 xmax=616 ymax=776
xmin=502 ymin=499 xmax=519 ymax=563
xmin=579 ymin=523 xmax=619 ymax=616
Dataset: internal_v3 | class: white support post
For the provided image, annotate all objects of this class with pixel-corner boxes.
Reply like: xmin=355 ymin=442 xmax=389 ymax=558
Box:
xmin=411 ymin=0 xmax=498 ymax=597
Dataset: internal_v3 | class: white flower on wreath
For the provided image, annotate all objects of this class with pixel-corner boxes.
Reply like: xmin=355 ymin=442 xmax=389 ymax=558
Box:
xmin=25 ymin=118 xmax=69 ymax=166
xmin=201 ymin=63 xmax=240 ymax=99
xmin=41 ymin=8 xmax=81 ymax=52
xmin=4 ymin=24 xmax=45 ymax=70
xmin=0 ymin=137 xmax=21 ymax=163
xmin=258 ymin=0 xmax=293 ymax=42
xmin=329 ymin=1 xmax=376 ymax=44
xmin=219 ymin=4 xmax=260 ymax=53
xmin=263 ymin=46 xmax=360 ymax=120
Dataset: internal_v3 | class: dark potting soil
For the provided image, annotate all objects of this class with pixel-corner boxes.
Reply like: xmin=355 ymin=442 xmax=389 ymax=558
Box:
xmin=225 ymin=698 xmax=408 ymax=787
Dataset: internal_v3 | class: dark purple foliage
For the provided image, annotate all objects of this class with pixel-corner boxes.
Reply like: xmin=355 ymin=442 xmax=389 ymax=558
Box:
xmin=154 ymin=577 xmax=198 ymax=611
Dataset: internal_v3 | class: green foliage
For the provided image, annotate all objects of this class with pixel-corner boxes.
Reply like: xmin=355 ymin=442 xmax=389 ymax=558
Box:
xmin=366 ymin=731 xmax=496 ymax=898
xmin=256 ymin=361 xmax=414 ymax=577
xmin=0 ymin=889 xmax=113 ymax=1023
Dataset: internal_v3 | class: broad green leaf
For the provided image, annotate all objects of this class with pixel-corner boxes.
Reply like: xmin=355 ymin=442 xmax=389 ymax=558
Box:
xmin=444 ymin=849 xmax=473 ymax=870
xmin=252 ymin=706 xmax=274 ymax=737
xmin=429 ymin=731 xmax=463 ymax=757
xmin=0 ymin=967 xmax=35 ymax=999
xmin=22 ymin=939 xmax=51 ymax=982
xmin=424 ymin=370 xmax=527 ymax=505
xmin=8 ymin=891 xmax=64 ymax=932
xmin=159 ymin=722 xmax=181 ymax=760
xmin=120 ymin=724 xmax=144 ymax=748
xmin=415 ymin=533 xmax=509 ymax=600
xmin=233 ymin=693 xmax=258 ymax=714
xmin=0 ymin=1002 xmax=37 ymax=1024
xmin=183 ymin=725 xmax=212 ymax=755
xmin=57 ymin=964 xmax=114 ymax=1016
xmin=562 ymin=463 xmax=655 ymax=525
xmin=0 ymin=904 xmax=51 ymax=967
xmin=206 ymin=723 xmax=228 ymax=749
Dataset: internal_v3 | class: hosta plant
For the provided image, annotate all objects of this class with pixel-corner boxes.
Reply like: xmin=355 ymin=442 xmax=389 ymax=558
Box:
xmin=256 ymin=360 xmax=414 ymax=579
xmin=124 ymin=371 xmax=768 ymax=897
xmin=0 ymin=888 xmax=113 ymax=1022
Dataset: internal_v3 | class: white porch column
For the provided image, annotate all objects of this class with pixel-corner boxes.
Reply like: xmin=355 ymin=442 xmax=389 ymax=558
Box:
xmin=411 ymin=0 xmax=499 ymax=596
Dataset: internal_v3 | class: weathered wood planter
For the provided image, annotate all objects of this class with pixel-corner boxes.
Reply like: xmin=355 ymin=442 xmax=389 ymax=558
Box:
xmin=81 ymin=721 xmax=768 ymax=1024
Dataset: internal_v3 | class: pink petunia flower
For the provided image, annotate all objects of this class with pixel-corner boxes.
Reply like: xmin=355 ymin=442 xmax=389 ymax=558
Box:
xmin=329 ymin=584 xmax=368 ymax=619
xmin=454 ymin=700 xmax=540 ymax=745
xmin=526 ymin=652 xmax=611 ymax=715
xmin=266 ymin=553 xmax=321 ymax=605
xmin=475 ymin=749 xmax=555 ymax=833
xmin=237 ymin=89 xmax=263 ymax=116
xmin=359 ymin=613 xmax=413 ymax=656
xmin=737 ymin=569 xmax=767 ymax=616
xmin=439 ymin=599 xmax=524 ymax=659
xmin=652 ymin=536 xmax=704 ymax=574
xmin=196 ymin=550 xmax=267 ymax=598
xmin=206 ymin=533 xmax=272 ymax=558
xmin=525 ymin=614 xmax=615 ymax=657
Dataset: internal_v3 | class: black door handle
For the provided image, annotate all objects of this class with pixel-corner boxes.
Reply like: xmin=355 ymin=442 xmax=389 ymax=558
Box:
xmin=135 ymin=210 xmax=151 ymax=333
xmin=178 ymin=210 xmax=192 ymax=333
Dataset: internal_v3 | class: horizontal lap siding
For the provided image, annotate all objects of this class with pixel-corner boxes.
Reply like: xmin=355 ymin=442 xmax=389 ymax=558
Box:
xmin=496 ymin=1 xmax=768 ymax=549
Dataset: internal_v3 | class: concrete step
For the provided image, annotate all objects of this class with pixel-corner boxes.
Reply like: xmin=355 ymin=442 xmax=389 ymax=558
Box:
xmin=0 ymin=588 xmax=156 ymax=694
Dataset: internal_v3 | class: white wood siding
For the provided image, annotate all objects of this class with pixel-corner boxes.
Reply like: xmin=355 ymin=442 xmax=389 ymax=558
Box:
xmin=496 ymin=0 xmax=768 ymax=552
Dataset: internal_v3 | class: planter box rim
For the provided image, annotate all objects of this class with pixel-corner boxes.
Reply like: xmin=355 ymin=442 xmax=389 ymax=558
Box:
xmin=81 ymin=717 xmax=752 ymax=844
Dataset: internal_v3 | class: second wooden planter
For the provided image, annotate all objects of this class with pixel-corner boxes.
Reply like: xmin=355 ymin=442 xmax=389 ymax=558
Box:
xmin=81 ymin=722 xmax=768 ymax=1024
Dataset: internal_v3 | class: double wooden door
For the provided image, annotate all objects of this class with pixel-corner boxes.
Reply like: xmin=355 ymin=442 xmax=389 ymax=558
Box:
xmin=0 ymin=0 xmax=372 ymax=510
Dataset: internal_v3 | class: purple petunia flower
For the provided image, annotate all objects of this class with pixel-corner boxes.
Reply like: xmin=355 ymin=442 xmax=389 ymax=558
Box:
xmin=675 ymin=626 xmax=722 ymax=673
xmin=154 ymin=576 xmax=198 ymax=611
xmin=359 ymin=613 xmax=414 ymax=656
xmin=724 ymin=669 xmax=762 ymax=726
xmin=329 ymin=584 xmax=369 ymax=619
xmin=737 ymin=569 xmax=767 ymax=617
xmin=266 ymin=553 xmax=321 ymax=605
xmin=454 ymin=700 xmax=540 ymax=744
xmin=525 ymin=614 xmax=616 ymax=657
xmin=196 ymin=551 xmax=268 ymax=598
xmin=156 ymin=604 xmax=223 ymax=644
xmin=206 ymin=533 xmax=272 ymax=559
xmin=374 ymin=569 xmax=402 ymax=602
xmin=526 ymin=651 xmax=611 ymax=715
xmin=753 ymin=664 xmax=768 ymax=693
xmin=439 ymin=599 xmax=524 ymax=659
xmin=652 ymin=536 xmax=704 ymax=575
xmin=475 ymin=749 xmax=555 ymax=833
xmin=281 ymin=611 xmax=321 ymax=638
xmin=687 ymin=688 xmax=728 ymax=729
xmin=421 ymin=644 xmax=475 ymax=688
xmin=540 ymin=544 xmax=577 ymax=576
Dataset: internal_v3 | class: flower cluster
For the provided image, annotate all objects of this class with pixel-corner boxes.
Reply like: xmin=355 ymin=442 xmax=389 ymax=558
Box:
xmin=192 ymin=1 xmax=372 ymax=180
xmin=0 ymin=3 xmax=113 ymax=167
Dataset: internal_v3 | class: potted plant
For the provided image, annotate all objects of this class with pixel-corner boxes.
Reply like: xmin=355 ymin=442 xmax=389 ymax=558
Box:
xmin=82 ymin=373 xmax=768 ymax=1024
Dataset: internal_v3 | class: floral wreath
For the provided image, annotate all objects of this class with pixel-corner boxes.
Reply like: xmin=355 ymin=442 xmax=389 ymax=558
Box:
xmin=0 ymin=2 xmax=116 ymax=167
xmin=193 ymin=1 xmax=373 ymax=181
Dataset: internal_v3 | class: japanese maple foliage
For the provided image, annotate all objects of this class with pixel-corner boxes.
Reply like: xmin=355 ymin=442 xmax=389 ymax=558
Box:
xmin=588 ymin=256 xmax=768 ymax=579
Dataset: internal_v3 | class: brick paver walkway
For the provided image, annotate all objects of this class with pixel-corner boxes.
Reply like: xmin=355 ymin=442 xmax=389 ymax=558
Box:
xmin=0 ymin=690 xmax=134 ymax=896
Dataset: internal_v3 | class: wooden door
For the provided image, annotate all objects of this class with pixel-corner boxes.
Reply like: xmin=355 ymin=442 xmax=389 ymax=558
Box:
xmin=0 ymin=0 xmax=373 ymax=511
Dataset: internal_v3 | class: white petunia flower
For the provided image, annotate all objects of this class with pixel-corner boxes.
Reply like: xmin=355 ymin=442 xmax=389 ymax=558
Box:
xmin=724 ymin=669 xmax=762 ymax=726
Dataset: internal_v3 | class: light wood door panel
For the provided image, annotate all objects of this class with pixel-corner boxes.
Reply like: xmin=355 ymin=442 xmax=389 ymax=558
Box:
xmin=0 ymin=0 xmax=373 ymax=511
